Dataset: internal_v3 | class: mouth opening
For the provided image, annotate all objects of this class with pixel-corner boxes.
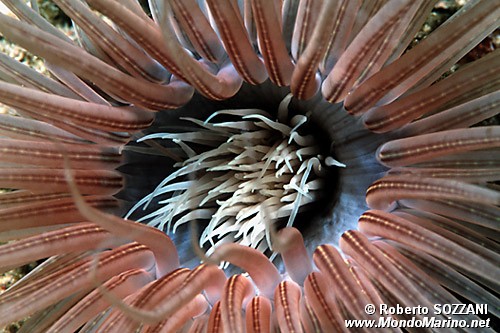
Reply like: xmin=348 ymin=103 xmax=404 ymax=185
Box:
xmin=119 ymin=81 xmax=343 ymax=262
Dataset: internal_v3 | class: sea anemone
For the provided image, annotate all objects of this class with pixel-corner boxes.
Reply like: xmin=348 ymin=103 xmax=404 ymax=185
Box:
xmin=0 ymin=0 xmax=498 ymax=332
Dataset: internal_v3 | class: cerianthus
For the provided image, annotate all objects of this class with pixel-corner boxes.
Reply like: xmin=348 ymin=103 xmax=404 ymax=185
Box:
xmin=0 ymin=0 xmax=498 ymax=332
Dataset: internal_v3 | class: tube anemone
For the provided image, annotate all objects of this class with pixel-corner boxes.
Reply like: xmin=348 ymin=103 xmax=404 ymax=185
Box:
xmin=0 ymin=0 xmax=499 ymax=332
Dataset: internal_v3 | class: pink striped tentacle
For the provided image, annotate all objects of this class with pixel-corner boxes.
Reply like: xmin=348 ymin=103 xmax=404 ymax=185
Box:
xmin=300 ymin=298 xmax=320 ymax=333
xmin=393 ymin=208 xmax=499 ymax=253
xmin=404 ymin=19 xmax=500 ymax=95
xmin=48 ymin=269 xmax=154 ymax=333
xmin=242 ymin=0 xmax=257 ymax=46
xmin=36 ymin=117 xmax=132 ymax=145
xmin=205 ymin=0 xmax=267 ymax=84
xmin=290 ymin=0 xmax=322 ymax=60
xmin=303 ymin=272 xmax=346 ymax=333
xmin=77 ymin=312 xmax=108 ymax=332
xmin=187 ymin=315 xmax=209 ymax=333
xmin=0 ymin=81 xmax=154 ymax=133
xmin=0 ymin=225 xmax=75 ymax=244
xmin=291 ymin=0 xmax=340 ymax=100
xmin=104 ymin=295 xmax=208 ymax=333
xmin=386 ymin=167 xmax=500 ymax=183
xmin=396 ymin=245 xmax=500 ymax=318
xmin=344 ymin=0 xmax=500 ymax=114
xmin=409 ymin=150 xmax=500 ymax=169
xmin=164 ymin=10 xmax=196 ymax=55
xmin=0 ymin=168 xmax=122 ymax=195
xmin=12 ymin=117 xmax=128 ymax=146
xmin=220 ymin=275 xmax=254 ymax=333
xmin=84 ymin=0 xmax=184 ymax=78
xmin=245 ymin=296 xmax=272 ymax=333
xmin=6 ymin=252 xmax=91 ymax=293
xmin=251 ymin=0 xmax=294 ymax=86
xmin=358 ymin=210 xmax=500 ymax=287
xmin=400 ymin=198 xmax=500 ymax=231
xmin=322 ymin=0 xmax=422 ymax=104
xmin=21 ymin=288 xmax=107 ymax=333
xmin=372 ymin=246 xmax=495 ymax=331
xmin=0 ymin=191 xmax=69 ymax=208
xmin=0 ymin=223 xmax=115 ymax=271
xmin=313 ymin=244 xmax=373 ymax=322
xmin=119 ymin=0 xmax=153 ymax=21
xmin=270 ymin=313 xmax=280 ymax=332
xmin=373 ymin=240 xmax=485 ymax=324
xmin=56 ymin=276 xmax=147 ymax=333
xmin=54 ymin=0 xmax=168 ymax=83
xmin=375 ymin=0 xmax=439 ymax=77
xmin=1 ymin=0 xmax=109 ymax=104
xmin=169 ymin=0 xmax=225 ymax=63
xmin=383 ymin=1 xmax=437 ymax=65
xmin=154 ymin=2 xmax=243 ymax=100
xmin=207 ymin=300 xmax=223 ymax=333
xmin=340 ymin=230 xmax=436 ymax=314
xmin=15 ymin=291 xmax=90 ymax=333
xmin=280 ymin=0 xmax=299 ymax=52
xmin=0 ymin=195 xmax=117 ymax=233
xmin=349 ymin=0 xmax=387 ymax=37
xmin=0 ymin=243 xmax=155 ymax=327
xmin=144 ymin=294 xmax=209 ymax=333
xmin=274 ymin=280 xmax=303 ymax=333
xmin=65 ymin=169 xmax=179 ymax=277
xmin=96 ymin=268 xmax=190 ymax=331
xmin=96 ymin=264 xmax=225 ymax=324
xmin=366 ymin=175 xmax=500 ymax=211
xmin=0 ymin=14 xmax=193 ymax=111
xmin=273 ymin=227 xmax=312 ymax=285
xmin=210 ymin=243 xmax=281 ymax=298
xmin=0 ymin=111 xmax=131 ymax=145
xmin=64 ymin=279 xmax=148 ymax=332
xmin=132 ymin=268 xmax=191 ymax=310
xmin=363 ymin=50 xmax=500 ymax=133
xmin=2 ymin=0 xmax=71 ymax=39
xmin=2 ymin=0 xmax=105 ymax=105
xmin=0 ymin=51 xmax=82 ymax=100
xmin=319 ymin=0 xmax=361 ymax=74
xmin=395 ymin=91 xmax=500 ymax=137
xmin=201 ymin=269 xmax=228 ymax=307
xmin=61 ymin=298 xmax=136 ymax=333
xmin=45 ymin=61 xmax=113 ymax=105
xmin=373 ymin=241 xmax=459 ymax=304
xmin=0 ymin=114 xmax=87 ymax=144
xmin=346 ymin=262 xmax=402 ymax=333
xmin=391 ymin=210 xmax=500 ymax=264
xmin=348 ymin=265 xmax=386 ymax=314
xmin=73 ymin=18 xmax=116 ymax=64
xmin=0 ymin=139 xmax=120 ymax=170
